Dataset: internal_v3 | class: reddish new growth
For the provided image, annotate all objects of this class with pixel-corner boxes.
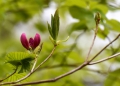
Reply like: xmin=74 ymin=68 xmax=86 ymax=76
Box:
xmin=20 ymin=33 xmax=41 ymax=50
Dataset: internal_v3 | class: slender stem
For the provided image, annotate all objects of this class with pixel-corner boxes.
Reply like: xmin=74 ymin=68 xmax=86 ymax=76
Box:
xmin=13 ymin=34 xmax=119 ymax=85
xmin=86 ymin=24 xmax=98 ymax=62
xmin=0 ymin=66 xmax=18 ymax=82
xmin=33 ymin=45 xmax=57 ymax=72
xmin=0 ymin=46 xmax=57 ymax=85
xmin=15 ymin=57 xmax=38 ymax=83
xmin=31 ymin=57 xmax=37 ymax=72
xmin=13 ymin=62 xmax=88 ymax=86
xmin=89 ymin=33 xmax=120 ymax=62
xmin=1 ymin=34 xmax=119 ymax=86
xmin=35 ymin=64 xmax=107 ymax=74
xmin=13 ymin=52 xmax=120 ymax=86
xmin=102 ymin=31 xmax=115 ymax=53
xmin=89 ymin=52 xmax=120 ymax=65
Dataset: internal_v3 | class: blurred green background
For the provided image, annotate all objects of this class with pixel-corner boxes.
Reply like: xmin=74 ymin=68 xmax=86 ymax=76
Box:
xmin=0 ymin=0 xmax=120 ymax=86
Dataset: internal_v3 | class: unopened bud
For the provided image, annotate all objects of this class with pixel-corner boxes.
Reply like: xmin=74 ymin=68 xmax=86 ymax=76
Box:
xmin=95 ymin=12 xmax=101 ymax=25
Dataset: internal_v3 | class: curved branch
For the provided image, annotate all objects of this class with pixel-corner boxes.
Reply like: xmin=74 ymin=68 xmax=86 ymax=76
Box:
xmin=89 ymin=33 xmax=120 ymax=62
xmin=1 ymin=34 xmax=119 ymax=86
xmin=0 ymin=66 xmax=18 ymax=82
xmin=14 ymin=52 xmax=120 ymax=86
xmin=85 ymin=23 xmax=98 ymax=62
xmin=13 ymin=62 xmax=88 ymax=86
xmin=89 ymin=52 xmax=120 ymax=65
xmin=0 ymin=46 xmax=57 ymax=85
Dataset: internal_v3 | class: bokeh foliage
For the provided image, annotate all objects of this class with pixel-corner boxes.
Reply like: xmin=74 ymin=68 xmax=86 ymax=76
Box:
xmin=0 ymin=0 xmax=120 ymax=86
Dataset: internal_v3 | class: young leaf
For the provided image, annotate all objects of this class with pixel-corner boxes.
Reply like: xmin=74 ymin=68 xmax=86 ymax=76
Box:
xmin=51 ymin=9 xmax=59 ymax=40
xmin=5 ymin=73 xmax=28 ymax=82
xmin=5 ymin=52 xmax=35 ymax=66
xmin=104 ymin=69 xmax=120 ymax=86
xmin=53 ymin=9 xmax=59 ymax=39
xmin=47 ymin=22 xmax=53 ymax=38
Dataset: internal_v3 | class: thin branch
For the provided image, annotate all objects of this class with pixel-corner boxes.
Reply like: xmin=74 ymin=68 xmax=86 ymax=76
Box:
xmin=33 ymin=45 xmax=57 ymax=72
xmin=0 ymin=66 xmax=18 ymax=82
xmin=89 ymin=52 xmax=120 ymax=65
xmin=10 ymin=43 xmax=43 ymax=83
xmin=89 ymin=33 xmax=120 ymax=62
xmin=14 ymin=52 xmax=120 ymax=86
xmin=85 ymin=30 xmax=97 ymax=62
xmin=13 ymin=62 xmax=88 ymax=86
xmin=37 ymin=64 xmax=108 ymax=75
xmin=85 ymin=19 xmax=99 ymax=62
xmin=0 ymin=46 xmax=57 ymax=85
xmin=7 ymin=33 xmax=120 ymax=86
xmin=31 ymin=57 xmax=38 ymax=72
xmin=1 ymin=34 xmax=119 ymax=86
xmin=102 ymin=31 xmax=115 ymax=53
xmin=15 ymin=57 xmax=38 ymax=83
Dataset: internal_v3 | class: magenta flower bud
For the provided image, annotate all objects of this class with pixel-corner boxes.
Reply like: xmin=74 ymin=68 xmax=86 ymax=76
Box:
xmin=33 ymin=33 xmax=40 ymax=49
xmin=29 ymin=38 xmax=34 ymax=49
xmin=20 ymin=33 xmax=41 ymax=50
xmin=20 ymin=33 xmax=29 ymax=50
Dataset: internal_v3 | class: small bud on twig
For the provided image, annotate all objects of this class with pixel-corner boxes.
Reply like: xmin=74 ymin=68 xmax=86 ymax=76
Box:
xmin=95 ymin=12 xmax=101 ymax=25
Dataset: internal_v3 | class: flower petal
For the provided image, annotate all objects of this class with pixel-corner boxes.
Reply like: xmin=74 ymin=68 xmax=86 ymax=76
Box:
xmin=29 ymin=38 xmax=34 ymax=49
xmin=33 ymin=33 xmax=41 ymax=49
xmin=20 ymin=33 xmax=29 ymax=50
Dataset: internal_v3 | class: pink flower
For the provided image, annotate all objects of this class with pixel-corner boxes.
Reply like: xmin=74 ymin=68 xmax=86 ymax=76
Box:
xmin=20 ymin=33 xmax=41 ymax=50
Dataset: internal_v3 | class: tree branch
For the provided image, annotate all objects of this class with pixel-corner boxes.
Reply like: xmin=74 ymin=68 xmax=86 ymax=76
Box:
xmin=85 ymin=26 xmax=98 ymax=62
xmin=14 ymin=56 xmax=38 ymax=83
xmin=13 ymin=62 xmax=88 ymax=86
xmin=1 ymin=34 xmax=119 ymax=86
xmin=89 ymin=52 xmax=120 ymax=65
xmin=36 ymin=64 xmax=108 ymax=75
xmin=85 ymin=13 xmax=100 ymax=62
xmin=14 ymin=52 xmax=120 ymax=86
xmin=0 ymin=66 xmax=18 ymax=82
xmin=89 ymin=33 xmax=120 ymax=62
xmin=0 ymin=46 xmax=57 ymax=85
xmin=3 ymin=33 xmax=119 ymax=86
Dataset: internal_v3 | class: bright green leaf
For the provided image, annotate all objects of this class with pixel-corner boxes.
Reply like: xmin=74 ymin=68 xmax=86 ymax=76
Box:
xmin=106 ymin=19 xmax=120 ymax=32
xmin=64 ymin=0 xmax=87 ymax=8
xmin=47 ymin=22 xmax=53 ymax=37
xmin=5 ymin=73 xmax=28 ymax=83
xmin=69 ymin=21 xmax=88 ymax=34
xmin=91 ymin=4 xmax=108 ymax=14
xmin=52 ymin=9 xmax=59 ymax=40
xmin=35 ymin=22 xmax=47 ymax=32
xmin=69 ymin=6 xmax=95 ymax=29
xmin=5 ymin=52 xmax=35 ymax=66
xmin=104 ymin=69 xmax=120 ymax=86
xmin=69 ymin=6 xmax=93 ymax=20
xmin=97 ymin=28 xmax=109 ymax=39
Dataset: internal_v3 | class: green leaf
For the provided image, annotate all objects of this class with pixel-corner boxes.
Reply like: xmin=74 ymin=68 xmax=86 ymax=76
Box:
xmin=64 ymin=0 xmax=87 ymax=8
xmin=106 ymin=19 xmax=120 ymax=32
xmin=104 ymin=69 xmax=120 ymax=86
xmin=69 ymin=6 xmax=93 ymax=20
xmin=68 ymin=51 xmax=84 ymax=63
xmin=69 ymin=6 xmax=95 ymax=29
xmin=48 ymin=9 xmax=59 ymax=41
xmin=5 ymin=52 xmax=35 ymax=66
xmin=91 ymin=4 xmax=108 ymax=14
xmin=51 ymin=9 xmax=59 ymax=40
xmin=97 ymin=28 xmax=109 ymax=39
xmin=69 ymin=21 xmax=88 ymax=34
xmin=5 ymin=73 xmax=28 ymax=82
xmin=35 ymin=22 xmax=46 ymax=32
xmin=47 ymin=22 xmax=53 ymax=37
